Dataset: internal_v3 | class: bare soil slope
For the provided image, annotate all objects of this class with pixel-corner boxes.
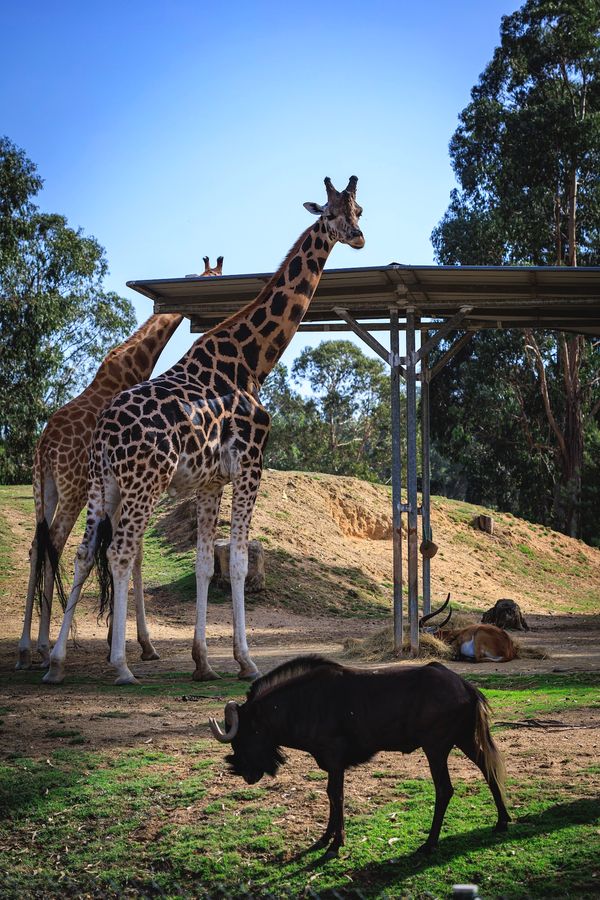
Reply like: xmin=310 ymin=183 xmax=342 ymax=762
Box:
xmin=154 ymin=468 xmax=600 ymax=616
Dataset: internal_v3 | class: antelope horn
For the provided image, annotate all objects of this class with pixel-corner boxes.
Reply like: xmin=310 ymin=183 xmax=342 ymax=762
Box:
xmin=419 ymin=593 xmax=451 ymax=628
xmin=436 ymin=608 xmax=453 ymax=630
xmin=208 ymin=700 xmax=239 ymax=743
xmin=344 ymin=175 xmax=358 ymax=195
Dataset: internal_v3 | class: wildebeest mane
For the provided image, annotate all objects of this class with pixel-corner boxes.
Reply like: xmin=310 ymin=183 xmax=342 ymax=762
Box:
xmin=248 ymin=655 xmax=344 ymax=702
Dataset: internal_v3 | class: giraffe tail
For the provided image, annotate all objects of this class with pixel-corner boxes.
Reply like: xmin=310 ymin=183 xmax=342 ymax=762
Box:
xmin=95 ymin=515 xmax=114 ymax=622
xmin=32 ymin=520 xmax=69 ymax=614
xmin=32 ymin=444 xmax=69 ymax=614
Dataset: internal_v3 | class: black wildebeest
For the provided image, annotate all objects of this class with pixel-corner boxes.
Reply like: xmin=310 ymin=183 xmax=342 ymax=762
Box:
xmin=209 ymin=656 xmax=509 ymax=858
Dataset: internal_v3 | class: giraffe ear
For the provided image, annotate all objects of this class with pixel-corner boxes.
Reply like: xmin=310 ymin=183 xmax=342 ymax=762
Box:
xmin=303 ymin=201 xmax=326 ymax=216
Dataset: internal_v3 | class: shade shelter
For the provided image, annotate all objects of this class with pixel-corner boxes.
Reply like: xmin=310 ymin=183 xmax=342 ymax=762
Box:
xmin=129 ymin=264 xmax=600 ymax=654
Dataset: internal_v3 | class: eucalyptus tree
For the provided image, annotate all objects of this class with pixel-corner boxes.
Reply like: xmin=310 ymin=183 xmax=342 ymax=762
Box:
xmin=431 ymin=0 xmax=600 ymax=538
xmin=0 ymin=137 xmax=136 ymax=482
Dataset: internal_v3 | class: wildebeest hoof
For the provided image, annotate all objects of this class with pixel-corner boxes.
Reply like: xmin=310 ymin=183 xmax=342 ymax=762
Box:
xmin=495 ymin=819 xmax=509 ymax=832
xmin=322 ymin=847 xmax=340 ymax=861
xmin=414 ymin=841 xmax=436 ymax=856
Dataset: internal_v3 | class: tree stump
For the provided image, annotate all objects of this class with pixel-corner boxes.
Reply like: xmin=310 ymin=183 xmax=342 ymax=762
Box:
xmin=214 ymin=538 xmax=266 ymax=592
xmin=475 ymin=514 xmax=494 ymax=535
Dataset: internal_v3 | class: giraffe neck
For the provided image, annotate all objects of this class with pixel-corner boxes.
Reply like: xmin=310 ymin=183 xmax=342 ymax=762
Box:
xmin=86 ymin=313 xmax=183 ymax=398
xmin=177 ymin=219 xmax=335 ymax=389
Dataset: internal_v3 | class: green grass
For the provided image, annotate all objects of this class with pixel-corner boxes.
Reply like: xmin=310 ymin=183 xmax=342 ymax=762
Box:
xmin=0 ymin=674 xmax=598 ymax=897
xmin=466 ymin=672 xmax=600 ymax=721
xmin=0 ymin=747 xmax=597 ymax=899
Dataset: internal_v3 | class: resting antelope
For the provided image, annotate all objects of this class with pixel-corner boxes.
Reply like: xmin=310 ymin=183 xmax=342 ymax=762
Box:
xmin=420 ymin=595 xmax=518 ymax=663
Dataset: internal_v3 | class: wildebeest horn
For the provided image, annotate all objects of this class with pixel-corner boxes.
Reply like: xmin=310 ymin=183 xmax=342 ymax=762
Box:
xmin=419 ymin=593 xmax=451 ymax=629
xmin=344 ymin=175 xmax=358 ymax=195
xmin=208 ymin=700 xmax=239 ymax=743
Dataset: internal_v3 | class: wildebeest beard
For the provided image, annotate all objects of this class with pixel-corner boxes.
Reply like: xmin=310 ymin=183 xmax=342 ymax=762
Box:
xmin=226 ymin=744 xmax=287 ymax=784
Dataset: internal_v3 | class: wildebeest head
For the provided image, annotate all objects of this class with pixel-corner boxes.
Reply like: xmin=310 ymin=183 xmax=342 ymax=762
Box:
xmin=209 ymin=699 xmax=285 ymax=785
xmin=419 ymin=593 xmax=453 ymax=635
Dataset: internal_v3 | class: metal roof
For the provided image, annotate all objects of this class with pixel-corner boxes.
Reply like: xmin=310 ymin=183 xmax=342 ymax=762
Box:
xmin=128 ymin=264 xmax=600 ymax=336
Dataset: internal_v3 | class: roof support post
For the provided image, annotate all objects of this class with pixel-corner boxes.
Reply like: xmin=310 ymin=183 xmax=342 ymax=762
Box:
xmin=390 ymin=308 xmax=403 ymax=654
xmin=406 ymin=308 xmax=420 ymax=656
xmin=421 ymin=336 xmax=431 ymax=617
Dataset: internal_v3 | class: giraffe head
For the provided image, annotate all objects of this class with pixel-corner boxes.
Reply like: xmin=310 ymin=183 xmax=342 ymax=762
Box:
xmin=202 ymin=256 xmax=224 ymax=276
xmin=303 ymin=176 xmax=364 ymax=248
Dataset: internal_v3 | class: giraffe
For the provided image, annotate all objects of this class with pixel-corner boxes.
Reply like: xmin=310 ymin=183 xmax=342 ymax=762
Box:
xmin=43 ymin=177 xmax=364 ymax=686
xmin=17 ymin=257 xmax=223 ymax=669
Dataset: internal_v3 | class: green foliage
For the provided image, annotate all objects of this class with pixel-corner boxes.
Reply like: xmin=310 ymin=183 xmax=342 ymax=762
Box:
xmin=262 ymin=342 xmax=403 ymax=483
xmin=430 ymin=2 xmax=600 ymax=542
xmin=0 ymin=136 xmax=136 ymax=483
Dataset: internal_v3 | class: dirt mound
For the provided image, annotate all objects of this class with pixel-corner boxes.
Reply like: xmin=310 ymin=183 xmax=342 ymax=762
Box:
xmin=149 ymin=469 xmax=600 ymax=619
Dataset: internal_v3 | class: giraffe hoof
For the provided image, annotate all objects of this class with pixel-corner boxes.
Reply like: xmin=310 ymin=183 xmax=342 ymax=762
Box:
xmin=43 ymin=666 xmax=65 ymax=685
xmin=114 ymin=673 xmax=140 ymax=686
xmin=15 ymin=649 xmax=32 ymax=670
xmin=192 ymin=668 xmax=221 ymax=681
xmin=238 ymin=670 xmax=261 ymax=681
xmin=140 ymin=649 xmax=160 ymax=661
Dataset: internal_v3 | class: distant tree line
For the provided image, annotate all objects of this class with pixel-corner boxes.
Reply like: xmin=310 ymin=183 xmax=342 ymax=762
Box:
xmin=0 ymin=136 xmax=135 ymax=483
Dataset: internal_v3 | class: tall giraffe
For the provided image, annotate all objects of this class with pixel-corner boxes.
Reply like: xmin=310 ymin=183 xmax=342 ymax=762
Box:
xmin=44 ymin=177 xmax=364 ymax=685
xmin=17 ymin=257 xmax=223 ymax=669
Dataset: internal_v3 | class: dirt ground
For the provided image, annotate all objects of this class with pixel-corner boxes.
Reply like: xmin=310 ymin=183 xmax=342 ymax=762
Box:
xmin=1 ymin=602 xmax=599 ymax=792
xmin=1 ymin=470 xmax=599 ymax=829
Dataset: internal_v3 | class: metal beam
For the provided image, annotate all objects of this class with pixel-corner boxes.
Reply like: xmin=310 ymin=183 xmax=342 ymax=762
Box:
xmin=421 ymin=352 xmax=431 ymax=616
xmin=390 ymin=309 xmax=403 ymax=654
xmin=333 ymin=307 xmax=406 ymax=374
xmin=415 ymin=307 xmax=473 ymax=363
xmin=430 ymin=331 xmax=476 ymax=381
xmin=405 ymin=308 xmax=420 ymax=656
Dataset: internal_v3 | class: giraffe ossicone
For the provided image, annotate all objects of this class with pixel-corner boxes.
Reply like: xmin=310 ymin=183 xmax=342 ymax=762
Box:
xmin=17 ymin=257 xmax=223 ymax=671
xmin=43 ymin=177 xmax=364 ymax=686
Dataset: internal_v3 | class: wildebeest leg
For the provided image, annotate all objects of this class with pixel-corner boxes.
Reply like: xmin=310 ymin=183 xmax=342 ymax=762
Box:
xmin=417 ymin=746 xmax=454 ymax=854
xmin=308 ymin=768 xmax=345 ymax=857
xmin=457 ymin=736 xmax=510 ymax=831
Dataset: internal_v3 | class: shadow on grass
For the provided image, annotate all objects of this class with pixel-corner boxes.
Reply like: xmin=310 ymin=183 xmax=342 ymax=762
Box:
xmin=299 ymin=796 xmax=600 ymax=898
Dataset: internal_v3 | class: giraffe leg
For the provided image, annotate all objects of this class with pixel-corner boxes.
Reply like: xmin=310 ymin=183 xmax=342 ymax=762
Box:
xmin=35 ymin=503 xmax=81 ymax=668
xmin=192 ymin=486 xmax=223 ymax=681
xmin=43 ymin=532 xmax=96 ymax=684
xmin=44 ymin=483 xmax=119 ymax=685
xmin=17 ymin=476 xmax=58 ymax=670
xmin=133 ymin=539 xmax=160 ymax=660
xmin=230 ymin=469 xmax=261 ymax=680
xmin=106 ymin=490 xmax=163 ymax=685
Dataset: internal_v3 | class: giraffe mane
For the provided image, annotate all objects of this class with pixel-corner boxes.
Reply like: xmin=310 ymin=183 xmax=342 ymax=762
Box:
xmin=203 ymin=224 xmax=316 ymax=338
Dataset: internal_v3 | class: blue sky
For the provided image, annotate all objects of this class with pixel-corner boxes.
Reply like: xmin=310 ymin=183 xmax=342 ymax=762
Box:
xmin=2 ymin=0 xmax=519 ymax=373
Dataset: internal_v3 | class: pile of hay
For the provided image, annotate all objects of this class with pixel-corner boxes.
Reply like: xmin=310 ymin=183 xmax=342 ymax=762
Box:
xmin=343 ymin=625 xmax=454 ymax=661
xmin=513 ymin=641 xmax=549 ymax=660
